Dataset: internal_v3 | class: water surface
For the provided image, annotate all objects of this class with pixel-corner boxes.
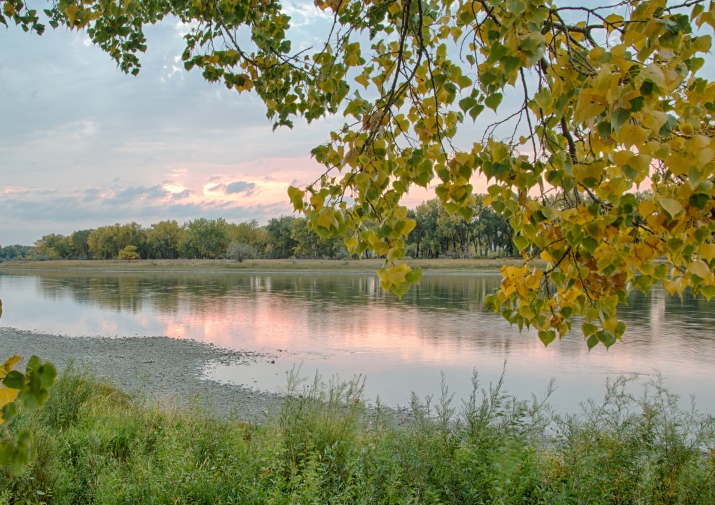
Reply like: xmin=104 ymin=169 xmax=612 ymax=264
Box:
xmin=1 ymin=270 xmax=713 ymax=413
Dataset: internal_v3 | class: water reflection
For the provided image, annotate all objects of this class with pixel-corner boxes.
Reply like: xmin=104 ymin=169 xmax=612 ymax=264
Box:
xmin=1 ymin=270 xmax=714 ymax=413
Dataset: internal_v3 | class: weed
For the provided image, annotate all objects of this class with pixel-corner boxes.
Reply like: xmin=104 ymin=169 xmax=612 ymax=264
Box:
xmin=1 ymin=367 xmax=713 ymax=504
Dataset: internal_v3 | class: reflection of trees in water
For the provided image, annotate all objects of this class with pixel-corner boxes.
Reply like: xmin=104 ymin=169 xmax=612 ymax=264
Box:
xmin=25 ymin=271 xmax=715 ymax=366
xmin=616 ymin=285 xmax=715 ymax=362
xmin=37 ymin=273 xmax=183 ymax=314
xmin=625 ymin=285 xmax=715 ymax=331
xmin=38 ymin=275 xmax=146 ymax=314
xmin=34 ymin=271 xmax=715 ymax=337
xmin=31 ymin=271 xmax=505 ymax=317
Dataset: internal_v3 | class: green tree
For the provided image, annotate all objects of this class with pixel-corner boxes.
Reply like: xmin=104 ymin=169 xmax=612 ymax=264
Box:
xmin=69 ymin=229 xmax=93 ymax=259
xmin=411 ymin=199 xmax=441 ymax=258
xmin=266 ymin=216 xmax=299 ymax=258
xmin=147 ymin=220 xmax=184 ymax=259
xmin=181 ymin=218 xmax=230 ymax=259
xmin=227 ymin=220 xmax=270 ymax=255
xmin=9 ymin=0 xmax=715 ymax=346
xmin=0 ymin=245 xmax=37 ymax=261
xmin=290 ymin=217 xmax=344 ymax=258
xmin=88 ymin=223 xmax=146 ymax=259
xmin=34 ymin=234 xmax=71 ymax=259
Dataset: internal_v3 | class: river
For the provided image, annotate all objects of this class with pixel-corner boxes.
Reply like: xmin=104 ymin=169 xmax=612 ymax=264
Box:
xmin=1 ymin=269 xmax=713 ymax=413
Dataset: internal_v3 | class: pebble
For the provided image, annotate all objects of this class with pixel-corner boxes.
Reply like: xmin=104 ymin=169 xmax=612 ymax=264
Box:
xmin=0 ymin=327 xmax=285 ymax=422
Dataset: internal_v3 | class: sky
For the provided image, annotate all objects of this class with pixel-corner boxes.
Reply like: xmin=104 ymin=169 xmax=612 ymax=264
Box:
xmin=0 ymin=2 xmax=441 ymax=245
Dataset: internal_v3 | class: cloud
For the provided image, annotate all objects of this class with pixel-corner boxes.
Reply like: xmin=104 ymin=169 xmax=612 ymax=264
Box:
xmin=203 ymin=180 xmax=257 ymax=196
xmin=171 ymin=189 xmax=192 ymax=200
xmin=224 ymin=181 xmax=256 ymax=195
xmin=110 ymin=184 xmax=170 ymax=203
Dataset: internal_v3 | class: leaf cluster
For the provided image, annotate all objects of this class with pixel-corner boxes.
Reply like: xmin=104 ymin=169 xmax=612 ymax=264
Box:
xmin=0 ymin=354 xmax=57 ymax=475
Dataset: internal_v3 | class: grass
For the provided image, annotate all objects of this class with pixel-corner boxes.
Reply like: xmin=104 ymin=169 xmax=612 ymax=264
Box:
xmin=0 ymin=257 xmax=532 ymax=275
xmin=1 ymin=367 xmax=714 ymax=504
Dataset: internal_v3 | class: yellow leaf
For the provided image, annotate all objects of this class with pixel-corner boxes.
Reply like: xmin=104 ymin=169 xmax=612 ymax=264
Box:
xmin=354 ymin=73 xmax=369 ymax=88
xmin=316 ymin=210 xmax=336 ymax=230
xmin=688 ymin=260 xmax=712 ymax=280
xmin=699 ymin=243 xmax=715 ymax=262
xmin=660 ymin=198 xmax=684 ymax=220
xmin=604 ymin=13 xmax=624 ymax=33
xmin=617 ymin=124 xmax=649 ymax=148
xmin=64 ymin=3 xmax=80 ymax=25
xmin=0 ymin=356 xmax=22 ymax=379
xmin=344 ymin=236 xmax=358 ymax=251
xmin=640 ymin=63 xmax=667 ymax=91
xmin=0 ymin=387 xmax=19 ymax=424
xmin=679 ymin=123 xmax=695 ymax=136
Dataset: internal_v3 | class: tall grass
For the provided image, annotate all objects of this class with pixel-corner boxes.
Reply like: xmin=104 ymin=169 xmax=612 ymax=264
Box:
xmin=1 ymin=366 xmax=713 ymax=504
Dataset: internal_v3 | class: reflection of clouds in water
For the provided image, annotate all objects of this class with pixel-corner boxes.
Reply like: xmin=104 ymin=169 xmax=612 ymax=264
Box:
xmin=3 ymin=271 xmax=715 ymax=412
xmin=650 ymin=288 xmax=666 ymax=334
xmin=99 ymin=320 xmax=119 ymax=334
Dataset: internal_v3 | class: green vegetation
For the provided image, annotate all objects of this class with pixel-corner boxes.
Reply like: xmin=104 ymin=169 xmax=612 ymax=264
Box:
xmin=0 ymin=245 xmax=40 ymax=262
xmin=0 ymin=355 xmax=57 ymax=477
xmin=2 ymin=367 xmax=714 ymax=504
xmin=10 ymin=197 xmax=516 ymax=263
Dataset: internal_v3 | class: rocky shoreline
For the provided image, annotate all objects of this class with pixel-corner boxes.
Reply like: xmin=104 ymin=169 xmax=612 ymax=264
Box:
xmin=0 ymin=327 xmax=285 ymax=422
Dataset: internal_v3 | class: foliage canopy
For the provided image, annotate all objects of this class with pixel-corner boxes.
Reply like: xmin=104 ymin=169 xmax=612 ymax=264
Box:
xmin=5 ymin=0 xmax=715 ymax=347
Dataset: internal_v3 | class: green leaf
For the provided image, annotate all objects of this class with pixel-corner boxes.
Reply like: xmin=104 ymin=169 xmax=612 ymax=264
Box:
xmin=595 ymin=330 xmax=617 ymax=348
xmin=611 ymin=108 xmax=631 ymax=133
xmin=581 ymin=322 xmax=599 ymax=337
xmin=659 ymin=115 xmax=677 ymax=136
xmin=513 ymin=235 xmax=529 ymax=251
xmin=468 ymin=103 xmax=485 ymax=120
xmin=485 ymin=93 xmax=503 ymax=112
xmin=581 ymin=237 xmax=599 ymax=255
xmin=0 ymin=430 xmax=33 ymax=476
xmin=628 ymin=96 xmax=644 ymax=113
xmin=406 ymin=267 xmax=423 ymax=283
xmin=689 ymin=192 xmax=709 ymax=209
xmin=288 ymin=186 xmax=305 ymax=210
xmin=586 ymin=335 xmax=599 ymax=350
xmin=458 ymin=96 xmax=477 ymax=112
xmin=533 ymin=89 xmax=553 ymax=111
xmin=538 ymin=330 xmax=556 ymax=346
xmin=3 ymin=371 xmax=24 ymax=390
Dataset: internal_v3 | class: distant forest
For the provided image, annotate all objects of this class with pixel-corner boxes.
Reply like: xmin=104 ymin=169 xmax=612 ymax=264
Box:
xmin=1 ymin=197 xmax=514 ymax=262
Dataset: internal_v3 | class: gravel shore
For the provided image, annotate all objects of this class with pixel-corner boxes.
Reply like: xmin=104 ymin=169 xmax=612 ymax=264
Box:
xmin=0 ymin=327 xmax=285 ymax=422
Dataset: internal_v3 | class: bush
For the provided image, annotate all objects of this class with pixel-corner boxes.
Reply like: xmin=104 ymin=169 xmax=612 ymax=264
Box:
xmin=227 ymin=242 xmax=259 ymax=262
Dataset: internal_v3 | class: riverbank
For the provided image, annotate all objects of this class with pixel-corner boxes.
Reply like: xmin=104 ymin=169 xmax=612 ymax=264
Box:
xmin=0 ymin=257 xmax=529 ymax=274
xmin=0 ymin=328 xmax=284 ymax=421
xmin=2 ymin=346 xmax=713 ymax=504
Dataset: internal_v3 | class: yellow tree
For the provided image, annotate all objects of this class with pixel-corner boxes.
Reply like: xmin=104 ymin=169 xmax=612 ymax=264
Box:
xmin=4 ymin=0 xmax=715 ymax=349
xmin=118 ymin=244 xmax=140 ymax=262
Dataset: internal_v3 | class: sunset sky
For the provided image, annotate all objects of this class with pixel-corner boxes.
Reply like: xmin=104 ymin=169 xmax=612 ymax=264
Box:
xmin=0 ymin=3 xmax=457 ymax=245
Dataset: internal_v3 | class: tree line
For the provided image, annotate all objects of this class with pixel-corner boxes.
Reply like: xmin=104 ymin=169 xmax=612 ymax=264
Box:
xmin=1 ymin=197 xmax=513 ymax=262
